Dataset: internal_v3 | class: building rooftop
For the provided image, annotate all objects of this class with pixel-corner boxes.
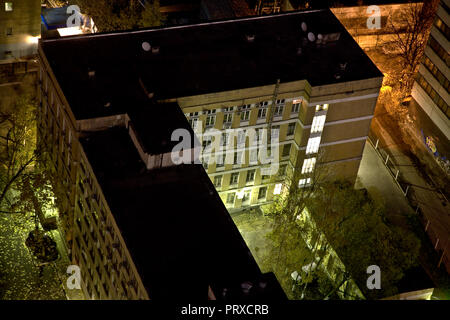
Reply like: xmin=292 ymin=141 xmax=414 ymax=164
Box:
xmin=80 ymin=124 xmax=285 ymax=300
xmin=40 ymin=9 xmax=382 ymax=120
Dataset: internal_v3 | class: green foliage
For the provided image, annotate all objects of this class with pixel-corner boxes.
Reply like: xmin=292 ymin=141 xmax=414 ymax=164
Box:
xmin=73 ymin=0 xmax=165 ymax=32
xmin=262 ymin=176 xmax=421 ymax=300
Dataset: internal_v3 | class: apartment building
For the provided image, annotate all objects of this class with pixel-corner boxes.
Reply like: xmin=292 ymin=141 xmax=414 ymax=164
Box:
xmin=39 ymin=9 xmax=381 ymax=214
xmin=37 ymin=55 xmax=286 ymax=300
xmin=0 ymin=0 xmax=41 ymax=61
xmin=410 ymin=0 xmax=450 ymax=170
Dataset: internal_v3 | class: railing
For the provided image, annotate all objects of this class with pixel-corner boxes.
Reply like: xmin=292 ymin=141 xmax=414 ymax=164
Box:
xmin=367 ymin=131 xmax=450 ymax=274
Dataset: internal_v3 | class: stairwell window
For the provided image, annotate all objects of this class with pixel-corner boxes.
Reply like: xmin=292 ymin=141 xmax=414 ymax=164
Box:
xmin=301 ymin=157 xmax=316 ymax=174
xmin=311 ymin=115 xmax=326 ymax=133
xmin=306 ymin=136 xmax=321 ymax=154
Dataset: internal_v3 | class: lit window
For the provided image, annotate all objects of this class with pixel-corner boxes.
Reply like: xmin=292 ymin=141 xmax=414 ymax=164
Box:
xmin=306 ymin=136 xmax=321 ymax=154
xmin=274 ymin=183 xmax=283 ymax=195
xmin=311 ymin=115 xmax=326 ymax=133
xmin=299 ymin=178 xmax=311 ymax=187
xmin=315 ymin=104 xmax=329 ymax=111
xmin=301 ymin=157 xmax=316 ymax=174
xmin=5 ymin=2 xmax=12 ymax=11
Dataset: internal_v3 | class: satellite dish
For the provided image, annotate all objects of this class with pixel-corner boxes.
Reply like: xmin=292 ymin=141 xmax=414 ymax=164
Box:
xmin=301 ymin=22 xmax=307 ymax=32
xmin=142 ymin=42 xmax=151 ymax=51
xmin=308 ymin=32 xmax=316 ymax=42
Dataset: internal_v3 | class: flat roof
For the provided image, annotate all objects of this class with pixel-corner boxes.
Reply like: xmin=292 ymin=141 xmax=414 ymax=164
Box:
xmin=80 ymin=126 xmax=285 ymax=299
xmin=40 ymin=9 xmax=382 ymax=120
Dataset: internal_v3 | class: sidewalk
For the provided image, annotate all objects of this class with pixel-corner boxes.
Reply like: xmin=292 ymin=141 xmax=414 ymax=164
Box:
xmin=371 ymin=117 xmax=450 ymax=275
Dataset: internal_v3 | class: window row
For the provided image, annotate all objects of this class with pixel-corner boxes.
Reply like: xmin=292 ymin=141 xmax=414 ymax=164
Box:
xmin=416 ymin=72 xmax=450 ymax=119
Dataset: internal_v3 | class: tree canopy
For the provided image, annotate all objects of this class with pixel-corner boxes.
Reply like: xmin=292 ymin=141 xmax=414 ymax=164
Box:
xmin=261 ymin=173 xmax=421 ymax=299
xmin=72 ymin=0 xmax=165 ymax=32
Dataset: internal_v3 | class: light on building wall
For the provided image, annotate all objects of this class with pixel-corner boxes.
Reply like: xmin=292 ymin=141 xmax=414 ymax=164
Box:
xmin=274 ymin=183 xmax=283 ymax=195
xmin=57 ymin=26 xmax=83 ymax=37
xmin=26 ymin=35 xmax=40 ymax=44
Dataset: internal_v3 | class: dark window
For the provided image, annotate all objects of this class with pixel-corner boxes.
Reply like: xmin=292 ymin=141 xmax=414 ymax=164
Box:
xmin=258 ymin=187 xmax=267 ymax=199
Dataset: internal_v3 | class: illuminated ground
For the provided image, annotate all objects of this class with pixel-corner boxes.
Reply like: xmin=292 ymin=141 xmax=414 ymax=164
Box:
xmin=0 ymin=214 xmax=67 ymax=300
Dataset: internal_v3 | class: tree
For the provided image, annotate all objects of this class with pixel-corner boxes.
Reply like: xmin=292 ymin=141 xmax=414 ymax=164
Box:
xmin=72 ymin=0 xmax=165 ymax=32
xmin=387 ymin=0 xmax=439 ymax=92
xmin=260 ymin=159 xmax=421 ymax=299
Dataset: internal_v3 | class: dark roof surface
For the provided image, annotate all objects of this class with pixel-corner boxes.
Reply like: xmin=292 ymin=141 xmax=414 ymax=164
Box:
xmin=126 ymin=102 xmax=199 ymax=155
xmin=40 ymin=9 xmax=382 ymax=120
xmin=80 ymin=126 xmax=285 ymax=299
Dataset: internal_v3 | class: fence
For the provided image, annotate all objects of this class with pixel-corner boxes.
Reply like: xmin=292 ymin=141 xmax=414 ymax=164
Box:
xmin=367 ymin=131 xmax=450 ymax=274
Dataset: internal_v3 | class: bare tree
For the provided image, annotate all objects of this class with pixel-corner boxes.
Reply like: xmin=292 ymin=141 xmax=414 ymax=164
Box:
xmin=387 ymin=0 xmax=439 ymax=91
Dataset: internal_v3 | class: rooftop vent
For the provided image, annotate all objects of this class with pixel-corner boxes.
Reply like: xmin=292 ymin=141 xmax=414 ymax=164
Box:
xmin=246 ymin=34 xmax=255 ymax=42
xmin=142 ymin=42 xmax=151 ymax=51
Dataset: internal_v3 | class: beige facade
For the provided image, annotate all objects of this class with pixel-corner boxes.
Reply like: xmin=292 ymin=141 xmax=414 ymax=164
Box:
xmin=181 ymin=77 xmax=381 ymax=211
xmin=0 ymin=0 xmax=41 ymax=60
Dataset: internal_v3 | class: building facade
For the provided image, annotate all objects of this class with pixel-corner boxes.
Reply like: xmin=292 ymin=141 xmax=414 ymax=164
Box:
xmin=0 ymin=0 xmax=41 ymax=61
xmin=410 ymin=0 xmax=450 ymax=172
xmin=37 ymin=9 xmax=381 ymax=299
